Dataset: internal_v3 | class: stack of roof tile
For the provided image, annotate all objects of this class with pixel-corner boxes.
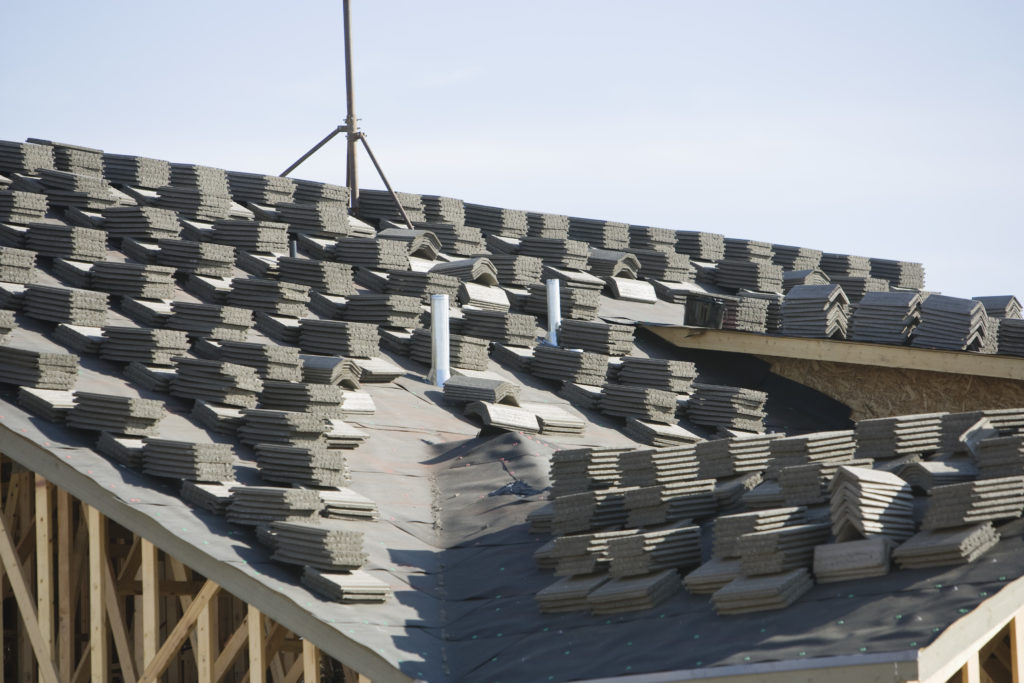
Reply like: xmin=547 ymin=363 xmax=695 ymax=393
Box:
xmin=617 ymin=445 xmax=698 ymax=488
xmin=735 ymin=522 xmax=831 ymax=576
xmin=217 ymin=340 xmax=302 ymax=381
xmin=718 ymin=294 xmax=770 ymax=333
xmin=893 ymin=522 xmax=999 ymax=569
xmin=463 ymin=401 xmax=541 ymax=433
xmin=820 ymin=252 xmax=871 ymax=279
xmin=341 ymin=293 xmax=422 ymax=328
xmin=599 ymin=384 xmax=677 ymax=423
xmin=525 ymin=212 xmax=570 ymax=239
xmin=301 ymin=567 xmax=391 ymax=604
xmin=90 ymin=262 xmax=176 ymax=299
xmin=166 ymin=302 xmax=252 ymax=341
xmin=714 ymin=259 xmax=783 ymax=293
xmin=0 ymin=247 xmax=35 ymax=284
xmin=973 ymin=295 xmax=1022 ymax=320
xmin=276 ymin=257 xmax=356 ymax=296
xmin=257 ymin=444 xmax=350 ymax=487
xmin=409 ymin=328 xmax=489 ymax=370
xmin=226 ymin=278 xmax=309 ymax=318
xmin=18 ymin=386 xmax=76 ymax=422
xmin=532 ymin=345 xmax=610 ymax=386
xmin=687 ymin=384 xmax=767 ymax=433
xmin=0 ymin=190 xmax=47 ymax=225
xmin=780 ymin=284 xmax=849 ymax=339
xmin=632 ymin=249 xmax=696 ymax=282
xmin=911 ymin=295 xmax=988 ymax=351
xmin=524 ymin=283 xmax=600 ymax=321
xmin=568 ymin=217 xmax=629 ymax=249
xmin=170 ymin=358 xmax=263 ymax=407
xmin=617 ymin=357 xmax=697 ymax=393
xmin=0 ymin=345 xmax=78 ymax=389
xmin=237 ymin=408 xmax=333 ymax=449
xmin=518 ymin=237 xmax=590 ymax=270
xmin=209 ymin=220 xmax=289 ymax=252
xmin=0 ymin=140 xmax=55 ymax=175
xmin=100 ymin=327 xmax=189 ymax=365
xmin=485 ymin=253 xmax=544 ymax=286
xmin=276 ymin=200 xmax=352 ymax=237
xmin=36 ymin=140 xmax=102 ymax=175
xmin=23 ymin=284 xmax=107 ymax=326
xmin=460 ymin=309 xmax=535 ymax=347
xmin=921 ymin=476 xmax=1024 ymax=529
xmin=782 ymin=269 xmax=830 ymax=292
xmin=771 ymin=244 xmax=822 ymax=271
xmin=829 ymin=275 xmax=889 ymax=303
xmin=558 ymin=319 xmax=634 ymax=355
xmin=292 ymin=179 xmax=349 ymax=204
xmin=36 ymin=169 xmax=123 ymax=209
xmin=296 ymin=320 xmax=379 ymax=358
xmin=100 ymin=206 xmax=181 ymax=240
xmin=443 ymin=377 xmax=520 ymax=407
xmin=356 ymin=189 xmax=426 ymax=223
xmin=268 ymin=520 xmax=366 ymax=571
xmin=156 ymin=167 xmax=233 ymax=221
xmin=695 ymin=434 xmax=781 ymax=478
xmin=385 ymin=271 xmax=459 ymax=303
xmin=766 ymin=430 xmax=857 ymax=478
xmin=429 ymin=257 xmax=499 ymax=285
xmin=153 ymin=238 xmax=234 ymax=277
xmin=66 ymin=392 xmax=165 ymax=435
xmin=624 ymin=226 xmax=673 ymax=254
xmin=711 ymin=507 xmax=805 ymax=560
xmin=226 ymin=486 xmax=323 ymax=526
xmin=675 ymin=230 xmax=724 ymax=261
xmin=141 ymin=439 xmax=236 ymax=481
xmin=829 ymin=466 xmax=915 ymax=541
xmin=25 ymin=222 xmax=106 ymax=261
xmin=102 ymin=153 xmax=171 ymax=188
xmin=334 ymin=236 xmax=410 ymax=270
xmin=587 ymin=249 xmax=639 ymax=279
xmin=849 ymin=291 xmax=921 ymax=344
xmin=418 ymin=222 xmax=486 ymax=255
xmin=420 ymin=194 xmax=465 ymax=225
xmin=605 ymin=525 xmax=700 ymax=580
xmin=723 ymin=239 xmax=773 ymax=263
xmin=711 ymin=568 xmax=814 ymax=614
xmin=463 ymin=203 xmax=528 ymax=238
xmin=813 ymin=537 xmax=894 ymax=582
xmin=226 ymin=171 xmax=294 ymax=205
xmin=870 ymin=258 xmax=925 ymax=289
xmin=996 ymin=319 xmax=1024 ymax=356
xmin=855 ymin=412 xmax=943 ymax=460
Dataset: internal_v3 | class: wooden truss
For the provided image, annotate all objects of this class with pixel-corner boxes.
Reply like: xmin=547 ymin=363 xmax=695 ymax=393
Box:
xmin=0 ymin=455 xmax=372 ymax=682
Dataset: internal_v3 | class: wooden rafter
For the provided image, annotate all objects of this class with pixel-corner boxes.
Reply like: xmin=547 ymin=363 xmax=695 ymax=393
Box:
xmin=137 ymin=579 xmax=221 ymax=683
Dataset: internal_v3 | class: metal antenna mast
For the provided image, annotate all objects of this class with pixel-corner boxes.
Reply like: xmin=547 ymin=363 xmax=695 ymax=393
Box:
xmin=280 ymin=0 xmax=413 ymax=228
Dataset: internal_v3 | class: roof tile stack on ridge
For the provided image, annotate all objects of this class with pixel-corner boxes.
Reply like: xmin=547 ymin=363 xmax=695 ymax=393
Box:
xmin=23 ymin=283 xmax=107 ymax=325
xmin=567 ymin=216 xmax=629 ymax=250
xmin=997 ymin=319 xmax=1024 ymax=356
xmin=771 ymin=244 xmax=822 ymax=271
xmin=855 ymin=412 xmax=944 ymax=460
xmin=782 ymin=268 xmax=830 ymax=292
xmin=525 ymin=212 xmax=570 ymax=239
xmin=356 ymin=189 xmax=426 ymax=223
xmin=377 ymin=227 xmax=441 ymax=260
xmin=255 ymin=443 xmax=351 ymax=487
xmin=483 ymin=253 xmax=543 ymax=286
xmin=675 ymin=229 xmax=725 ymax=262
xmin=617 ymin=445 xmax=699 ymax=488
xmin=209 ymin=219 xmax=289 ymax=252
xmin=828 ymin=465 xmax=915 ymax=542
xmin=973 ymin=295 xmax=1022 ymax=320
xmin=718 ymin=293 xmax=770 ymax=333
xmin=99 ymin=205 xmax=181 ymax=241
xmin=627 ymin=248 xmax=695 ymax=283
xmin=386 ymin=270 xmax=459 ymax=303
xmin=442 ymin=376 xmax=521 ymax=405
xmin=30 ymin=139 xmax=104 ymax=176
xmin=587 ymin=249 xmax=639 ymax=279
xmin=780 ymin=283 xmax=850 ymax=339
xmin=714 ymin=258 xmax=784 ymax=294
xmin=100 ymin=326 xmax=189 ymax=366
xmin=429 ymin=257 xmax=499 ymax=285
xmin=140 ymin=438 xmax=236 ymax=481
xmin=0 ymin=190 xmax=48 ymax=225
xmin=723 ymin=238 xmax=774 ymax=263
xmin=626 ymin=224 xmax=676 ymax=253
xmin=518 ymin=236 xmax=590 ymax=270
xmin=297 ymin=319 xmax=380 ymax=358
xmin=0 ymin=140 xmax=56 ymax=175
xmin=0 ymin=343 xmax=78 ymax=389
xmin=25 ymin=222 xmax=107 ymax=261
xmin=463 ymin=202 xmax=528 ymax=238
xmin=421 ymin=194 xmax=465 ymax=225
xmin=226 ymin=486 xmax=323 ymax=526
xmin=166 ymin=302 xmax=253 ymax=342
xmin=65 ymin=391 xmax=165 ymax=436
xmin=848 ymin=290 xmax=921 ymax=344
xmin=548 ymin=446 xmax=624 ymax=497
xmin=335 ymin=236 xmax=410 ymax=270
xmin=90 ymin=262 xmax=176 ymax=300
xmin=275 ymin=199 xmax=352 ymax=237
xmin=101 ymin=152 xmax=172 ymax=189
xmin=170 ymin=357 xmax=263 ymax=408
xmin=414 ymin=220 xmax=487 ymax=255
xmin=226 ymin=170 xmax=295 ymax=206
xmin=687 ymin=383 xmax=768 ymax=434
xmin=820 ymin=252 xmax=872 ymax=280
xmin=298 ymin=355 xmax=362 ymax=388
xmin=870 ymin=257 xmax=926 ymax=289
xmin=291 ymin=177 xmax=349 ymax=203
xmin=829 ymin=274 xmax=890 ymax=303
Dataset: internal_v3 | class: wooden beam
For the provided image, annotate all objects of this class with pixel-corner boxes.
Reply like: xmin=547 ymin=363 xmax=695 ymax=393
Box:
xmin=302 ymin=641 xmax=321 ymax=683
xmin=34 ymin=474 xmax=53 ymax=678
xmin=136 ymin=580 xmax=220 ymax=683
xmin=1012 ymin=615 xmax=1024 ymax=683
xmin=101 ymin=553 xmax=137 ymax=683
xmin=0 ymin=495 xmax=60 ymax=683
xmin=87 ymin=505 xmax=109 ymax=683
xmin=248 ymin=605 xmax=266 ymax=683
xmin=115 ymin=537 xmax=141 ymax=585
xmin=963 ymin=651 xmax=982 ymax=683
xmin=196 ymin=592 xmax=218 ymax=683
xmin=140 ymin=539 xmax=159 ymax=669
xmin=213 ymin=615 xmax=249 ymax=682
xmin=263 ymin=621 xmax=288 ymax=682
xmin=645 ymin=325 xmax=1024 ymax=381
xmin=56 ymin=489 xmax=72 ymax=681
xmin=283 ymin=655 xmax=303 ymax=683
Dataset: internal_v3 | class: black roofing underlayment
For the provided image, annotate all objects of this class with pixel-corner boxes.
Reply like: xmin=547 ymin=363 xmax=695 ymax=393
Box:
xmin=0 ymin=137 xmax=1023 ymax=682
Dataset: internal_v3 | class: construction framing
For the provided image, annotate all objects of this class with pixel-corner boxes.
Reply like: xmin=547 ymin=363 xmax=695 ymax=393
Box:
xmin=0 ymin=454 xmax=371 ymax=683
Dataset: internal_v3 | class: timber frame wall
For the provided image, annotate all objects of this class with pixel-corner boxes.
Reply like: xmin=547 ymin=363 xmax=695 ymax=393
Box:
xmin=0 ymin=455 xmax=371 ymax=683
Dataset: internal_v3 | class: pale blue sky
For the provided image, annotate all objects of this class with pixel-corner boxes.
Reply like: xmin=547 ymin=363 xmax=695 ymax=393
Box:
xmin=2 ymin=1 xmax=1022 ymax=299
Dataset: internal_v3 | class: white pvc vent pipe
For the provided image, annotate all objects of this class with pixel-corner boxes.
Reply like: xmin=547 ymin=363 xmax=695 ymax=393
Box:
xmin=429 ymin=294 xmax=451 ymax=387
xmin=546 ymin=278 xmax=561 ymax=346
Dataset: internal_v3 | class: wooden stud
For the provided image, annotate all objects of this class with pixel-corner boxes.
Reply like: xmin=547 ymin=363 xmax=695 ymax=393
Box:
xmin=962 ymin=650 xmax=982 ymax=683
xmin=137 ymin=580 xmax=220 ymax=683
xmin=283 ymin=656 xmax=303 ymax=683
xmin=55 ymin=489 xmax=73 ymax=680
xmin=247 ymin=605 xmax=266 ymax=683
xmin=34 ymin=474 xmax=53 ymax=679
xmin=196 ymin=591 xmax=218 ymax=683
xmin=302 ymin=641 xmax=321 ymax=683
xmin=140 ymin=539 xmax=159 ymax=669
xmin=101 ymin=553 xmax=137 ymax=683
xmin=87 ymin=505 xmax=109 ymax=683
xmin=1012 ymin=615 xmax=1024 ymax=683
xmin=0 ymin=496 xmax=60 ymax=683
xmin=213 ymin=615 xmax=249 ymax=683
